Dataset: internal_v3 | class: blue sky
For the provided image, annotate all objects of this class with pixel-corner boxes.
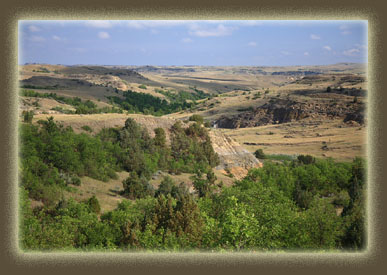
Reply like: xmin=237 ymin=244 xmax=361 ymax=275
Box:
xmin=18 ymin=20 xmax=368 ymax=66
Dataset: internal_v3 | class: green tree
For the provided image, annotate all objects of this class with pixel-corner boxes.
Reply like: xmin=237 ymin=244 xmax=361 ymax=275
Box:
xmin=154 ymin=128 xmax=166 ymax=148
xmin=254 ymin=149 xmax=266 ymax=159
xmin=87 ymin=195 xmax=101 ymax=214
xmin=23 ymin=110 xmax=34 ymax=123
xmin=122 ymin=172 xmax=154 ymax=200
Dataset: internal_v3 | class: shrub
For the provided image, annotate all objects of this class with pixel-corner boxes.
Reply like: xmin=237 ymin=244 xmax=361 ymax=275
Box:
xmin=122 ymin=172 xmax=155 ymax=199
xmin=22 ymin=110 xmax=34 ymax=123
xmin=297 ymin=154 xmax=315 ymax=165
xmin=189 ymin=114 xmax=204 ymax=124
xmin=81 ymin=125 xmax=93 ymax=132
xmin=254 ymin=149 xmax=266 ymax=159
xmin=87 ymin=195 xmax=101 ymax=214
xmin=138 ymin=84 xmax=147 ymax=89
xmin=70 ymin=175 xmax=81 ymax=186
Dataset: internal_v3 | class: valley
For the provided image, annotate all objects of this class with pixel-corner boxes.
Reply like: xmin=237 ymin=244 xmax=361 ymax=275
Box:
xmin=19 ymin=62 xmax=367 ymax=251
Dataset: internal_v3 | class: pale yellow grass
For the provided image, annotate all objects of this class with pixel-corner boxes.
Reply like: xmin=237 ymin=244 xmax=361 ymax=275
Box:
xmin=222 ymin=118 xmax=366 ymax=162
xmin=64 ymin=171 xmax=129 ymax=214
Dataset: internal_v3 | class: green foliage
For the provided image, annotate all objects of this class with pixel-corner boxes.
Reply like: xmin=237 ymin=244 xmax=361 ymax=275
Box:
xmin=23 ymin=110 xmax=34 ymax=123
xmin=20 ymin=118 xmax=119 ymax=204
xmin=189 ymin=114 xmax=204 ymax=124
xmin=156 ymin=176 xmax=179 ymax=198
xmin=154 ymin=128 xmax=166 ymax=147
xmin=70 ymin=175 xmax=81 ymax=186
xmin=138 ymin=84 xmax=147 ymax=89
xmin=265 ymin=154 xmax=295 ymax=161
xmin=20 ymin=90 xmax=122 ymax=114
xmin=170 ymin=121 xmax=219 ymax=173
xmin=156 ymin=89 xmax=209 ymax=103
xmin=20 ymin=113 xmax=365 ymax=251
xmin=191 ymin=170 xmax=217 ymax=198
xmin=297 ymin=154 xmax=315 ymax=165
xmin=108 ymin=90 xmax=193 ymax=116
xmin=300 ymin=198 xmax=344 ymax=249
xmin=87 ymin=195 xmax=101 ymax=214
xmin=254 ymin=149 xmax=266 ymax=159
xmin=81 ymin=125 xmax=93 ymax=132
xmin=122 ymin=172 xmax=155 ymax=200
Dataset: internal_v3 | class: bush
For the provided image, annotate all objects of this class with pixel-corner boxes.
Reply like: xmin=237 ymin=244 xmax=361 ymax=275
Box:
xmin=70 ymin=175 xmax=81 ymax=186
xmin=297 ymin=154 xmax=315 ymax=165
xmin=87 ymin=195 xmax=101 ymax=214
xmin=122 ymin=172 xmax=155 ymax=199
xmin=23 ymin=110 xmax=34 ymax=123
xmin=189 ymin=114 xmax=204 ymax=124
xmin=81 ymin=125 xmax=93 ymax=132
xmin=156 ymin=176 xmax=181 ymax=198
xmin=254 ymin=149 xmax=266 ymax=159
xmin=138 ymin=84 xmax=147 ymax=89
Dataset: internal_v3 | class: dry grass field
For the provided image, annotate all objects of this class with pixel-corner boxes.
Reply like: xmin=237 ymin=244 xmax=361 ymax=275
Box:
xmin=221 ymin=118 xmax=366 ymax=162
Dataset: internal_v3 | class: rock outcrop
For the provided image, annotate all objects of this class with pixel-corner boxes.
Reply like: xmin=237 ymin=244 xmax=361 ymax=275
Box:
xmin=214 ymin=98 xmax=365 ymax=129
xmin=209 ymin=129 xmax=261 ymax=179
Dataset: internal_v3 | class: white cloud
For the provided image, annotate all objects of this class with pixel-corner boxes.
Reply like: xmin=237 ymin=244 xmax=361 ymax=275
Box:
xmin=28 ymin=25 xmax=41 ymax=32
xmin=52 ymin=35 xmax=61 ymax=41
xmin=323 ymin=46 xmax=332 ymax=51
xmin=29 ymin=35 xmax=45 ymax=42
xmin=304 ymin=52 xmax=309 ymax=56
xmin=98 ymin=31 xmax=110 ymax=39
xmin=281 ymin=51 xmax=291 ymax=55
xmin=343 ymin=48 xmax=360 ymax=56
xmin=181 ymin=38 xmax=193 ymax=43
xmin=189 ymin=24 xmax=235 ymax=37
xmin=247 ymin=41 xmax=257 ymax=47
xmin=341 ymin=31 xmax=351 ymax=35
xmin=310 ymin=34 xmax=321 ymax=40
xmin=85 ymin=20 xmax=114 ymax=28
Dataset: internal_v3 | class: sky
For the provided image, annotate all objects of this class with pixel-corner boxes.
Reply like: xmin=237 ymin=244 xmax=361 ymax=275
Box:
xmin=18 ymin=20 xmax=368 ymax=66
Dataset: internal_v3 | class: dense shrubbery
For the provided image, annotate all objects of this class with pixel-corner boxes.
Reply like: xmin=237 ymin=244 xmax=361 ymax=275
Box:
xmin=108 ymin=90 xmax=194 ymax=116
xmin=20 ymin=117 xmax=219 ymax=207
xmin=20 ymin=117 xmax=365 ymax=252
xmin=155 ymin=88 xmax=209 ymax=104
xmin=20 ymin=117 xmax=121 ymax=205
xmin=21 ymin=89 xmax=122 ymax=114
xmin=20 ymin=156 xmax=365 ymax=251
